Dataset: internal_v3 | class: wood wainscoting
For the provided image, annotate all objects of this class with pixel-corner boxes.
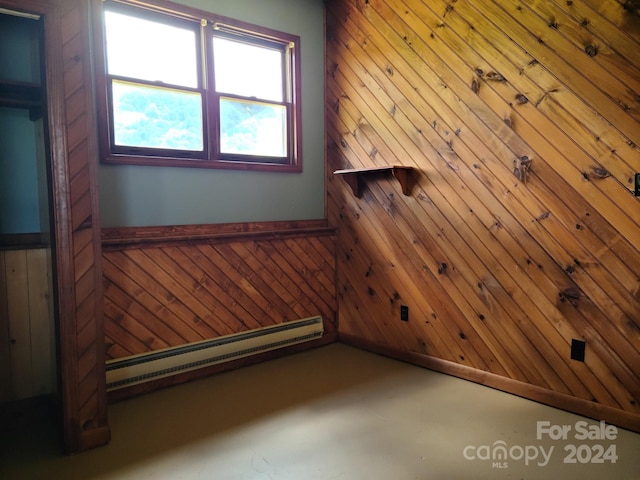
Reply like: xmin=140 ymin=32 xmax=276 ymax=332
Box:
xmin=102 ymin=220 xmax=338 ymax=399
xmin=326 ymin=0 xmax=640 ymax=432
xmin=0 ymin=247 xmax=54 ymax=404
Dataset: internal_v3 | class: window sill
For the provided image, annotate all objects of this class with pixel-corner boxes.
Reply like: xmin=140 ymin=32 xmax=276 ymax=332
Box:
xmin=102 ymin=154 xmax=302 ymax=173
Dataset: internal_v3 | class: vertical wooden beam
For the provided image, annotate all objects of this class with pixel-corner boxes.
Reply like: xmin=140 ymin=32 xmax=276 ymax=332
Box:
xmin=55 ymin=0 xmax=109 ymax=453
xmin=0 ymin=0 xmax=110 ymax=453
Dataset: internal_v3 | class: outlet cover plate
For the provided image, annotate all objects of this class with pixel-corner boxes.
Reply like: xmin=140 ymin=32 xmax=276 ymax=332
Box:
xmin=571 ymin=339 xmax=586 ymax=362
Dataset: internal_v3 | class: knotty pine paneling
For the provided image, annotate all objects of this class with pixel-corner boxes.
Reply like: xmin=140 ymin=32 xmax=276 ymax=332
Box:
xmin=326 ymin=0 xmax=640 ymax=431
xmin=0 ymin=249 xmax=54 ymax=402
xmin=102 ymin=221 xmax=337 ymax=360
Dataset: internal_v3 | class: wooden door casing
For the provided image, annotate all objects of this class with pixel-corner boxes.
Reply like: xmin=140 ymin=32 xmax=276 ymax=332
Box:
xmin=0 ymin=0 xmax=109 ymax=453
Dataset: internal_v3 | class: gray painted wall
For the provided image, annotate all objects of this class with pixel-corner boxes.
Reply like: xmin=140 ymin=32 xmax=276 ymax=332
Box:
xmin=0 ymin=14 xmax=43 ymax=235
xmin=98 ymin=0 xmax=325 ymax=227
xmin=0 ymin=108 xmax=41 ymax=234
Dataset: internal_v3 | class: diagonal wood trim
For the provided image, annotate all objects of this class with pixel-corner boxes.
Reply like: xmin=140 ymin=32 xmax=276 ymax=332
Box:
xmin=102 ymin=221 xmax=338 ymax=363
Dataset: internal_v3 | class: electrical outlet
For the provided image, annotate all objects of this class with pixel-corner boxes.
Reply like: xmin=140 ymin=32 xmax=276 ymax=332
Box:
xmin=400 ymin=305 xmax=409 ymax=322
xmin=571 ymin=339 xmax=586 ymax=362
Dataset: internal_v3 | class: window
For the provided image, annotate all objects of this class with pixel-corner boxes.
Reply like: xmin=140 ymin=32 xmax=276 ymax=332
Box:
xmin=96 ymin=0 xmax=302 ymax=172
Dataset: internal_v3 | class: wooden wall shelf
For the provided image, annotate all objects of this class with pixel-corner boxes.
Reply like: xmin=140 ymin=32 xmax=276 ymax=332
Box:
xmin=0 ymin=80 xmax=43 ymax=119
xmin=0 ymin=80 xmax=41 ymax=105
xmin=333 ymin=166 xmax=414 ymax=197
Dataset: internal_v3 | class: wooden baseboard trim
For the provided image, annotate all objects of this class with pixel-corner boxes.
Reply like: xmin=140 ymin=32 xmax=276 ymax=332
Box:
xmin=108 ymin=332 xmax=338 ymax=403
xmin=339 ymin=334 xmax=640 ymax=434
xmin=76 ymin=425 xmax=112 ymax=454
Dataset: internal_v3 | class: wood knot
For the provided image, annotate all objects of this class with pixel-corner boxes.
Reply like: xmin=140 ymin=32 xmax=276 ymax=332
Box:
xmin=559 ymin=287 xmax=581 ymax=306
xmin=585 ymin=44 xmax=598 ymax=57
xmin=485 ymin=71 xmax=506 ymax=82
xmin=471 ymin=78 xmax=480 ymax=94
xmin=330 ymin=63 xmax=339 ymax=78
xmin=623 ymin=0 xmax=640 ymax=14
xmin=589 ymin=166 xmax=610 ymax=179
xmin=513 ymin=156 xmax=532 ymax=183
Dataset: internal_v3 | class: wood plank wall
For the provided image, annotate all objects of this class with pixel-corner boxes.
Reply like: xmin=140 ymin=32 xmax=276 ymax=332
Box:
xmin=0 ymin=248 xmax=54 ymax=402
xmin=325 ymin=0 xmax=640 ymax=431
xmin=102 ymin=221 xmax=337 ymax=371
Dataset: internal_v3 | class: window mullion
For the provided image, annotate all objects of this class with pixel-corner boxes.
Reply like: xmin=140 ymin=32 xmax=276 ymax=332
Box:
xmin=203 ymin=20 xmax=218 ymax=162
xmin=284 ymin=42 xmax=293 ymax=104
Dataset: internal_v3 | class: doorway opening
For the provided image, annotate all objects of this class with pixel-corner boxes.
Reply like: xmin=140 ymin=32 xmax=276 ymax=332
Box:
xmin=0 ymin=9 xmax=59 ymax=433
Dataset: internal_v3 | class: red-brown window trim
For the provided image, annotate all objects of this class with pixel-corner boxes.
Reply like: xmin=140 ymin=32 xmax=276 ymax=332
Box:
xmin=93 ymin=0 xmax=302 ymax=172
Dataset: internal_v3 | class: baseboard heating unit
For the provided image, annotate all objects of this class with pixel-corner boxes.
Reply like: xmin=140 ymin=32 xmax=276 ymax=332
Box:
xmin=106 ymin=316 xmax=323 ymax=391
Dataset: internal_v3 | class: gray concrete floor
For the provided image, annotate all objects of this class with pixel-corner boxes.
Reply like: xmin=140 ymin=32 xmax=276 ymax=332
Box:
xmin=1 ymin=343 xmax=639 ymax=479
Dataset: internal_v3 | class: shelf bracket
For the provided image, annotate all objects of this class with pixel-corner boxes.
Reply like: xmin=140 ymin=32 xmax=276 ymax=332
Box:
xmin=333 ymin=166 xmax=414 ymax=198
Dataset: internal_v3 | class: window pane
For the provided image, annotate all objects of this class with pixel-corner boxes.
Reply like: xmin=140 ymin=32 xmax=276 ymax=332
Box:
xmin=112 ymin=80 xmax=203 ymax=151
xmin=105 ymin=10 xmax=198 ymax=88
xmin=219 ymin=98 xmax=286 ymax=157
xmin=213 ymin=37 xmax=283 ymax=101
